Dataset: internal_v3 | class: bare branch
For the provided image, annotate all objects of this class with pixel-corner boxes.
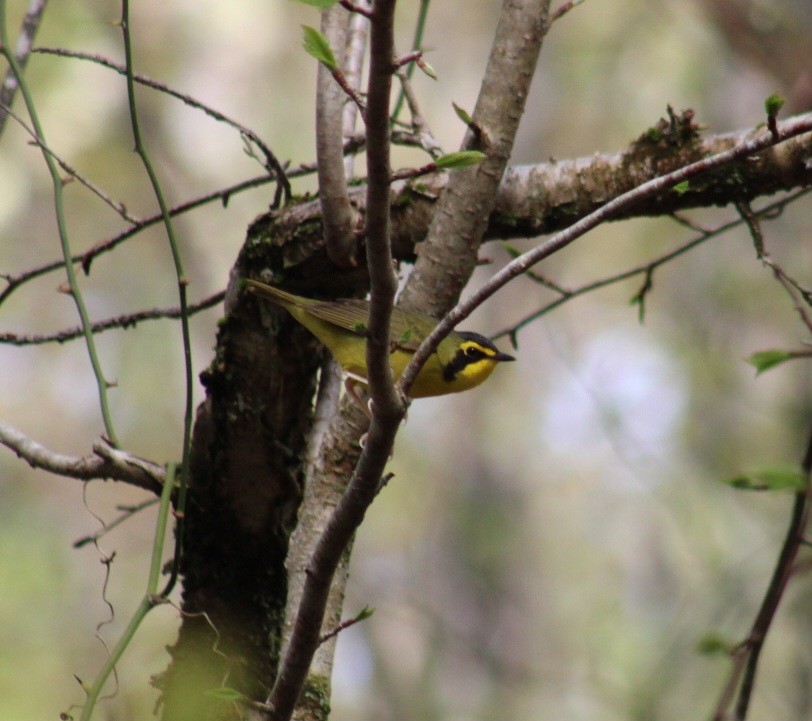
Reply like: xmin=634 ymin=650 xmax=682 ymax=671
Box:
xmin=0 ymin=175 xmax=272 ymax=307
xmin=0 ymin=102 xmax=140 ymax=223
xmin=399 ymin=0 xmax=552 ymax=318
xmin=393 ymin=69 xmax=442 ymax=157
xmin=339 ymin=0 xmax=372 ymax=19
xmin=317 ymin=5 xmax=360 ymax=266
xmin=0 ymin=290 xmax=224 ymax=346
xmin=0 ymin=0 xmax=48 ymax=138
xmin=723 ymin=426 xmax=812 ymax=720
xmin=0 ymin=421 xmax=165 ymax=494
xmin=33 ymin=46 xmax=291 ymax=206
xmin=737 ymin=199 xmax=812 ymax=335
xmin=73 ymin=498 xmax=160 ymax=548
xmin=551 ymin=0 xmax=584 ymax=23
xmin=492 ymin=188 xmax=812 ymax=343
xmin=398 ymin=111 xmax=812 ymax=397
xmin=267 ymin=3 xmax=402 ymax=719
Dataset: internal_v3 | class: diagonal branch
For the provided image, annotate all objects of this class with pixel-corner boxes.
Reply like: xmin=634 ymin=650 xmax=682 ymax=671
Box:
xmin=0 ymin=290 xmax=224 ymax=346
xmin=398 ymin=111 xmax=812 ymax=396
xmin=713 ymin=425 xmax=812 ymax=721
xmin=33 ymin=46 xmax=291 ymax=206
xmin=0 ymin=420 xmax=165 ymax=494
xmin=0 ymin=0 xmax=47 ymax=138
xmin=266 ymin=3 xmax=401 ymax=720
xmin=399 ymin=0 xmax=552 ymax=318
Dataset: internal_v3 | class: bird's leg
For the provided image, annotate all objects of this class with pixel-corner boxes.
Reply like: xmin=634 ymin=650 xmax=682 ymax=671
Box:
xmin=344 ymin=377 xmax=373 ymax=420
xmin=344 ymin=378 xmax=372 ymax=448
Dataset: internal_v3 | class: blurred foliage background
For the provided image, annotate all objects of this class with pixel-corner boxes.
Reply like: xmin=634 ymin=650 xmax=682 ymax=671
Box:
xmin=1 ymin=1 xmax=811 ymax=720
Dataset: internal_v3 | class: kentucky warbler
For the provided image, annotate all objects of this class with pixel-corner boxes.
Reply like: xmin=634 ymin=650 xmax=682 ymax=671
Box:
xmin=244 ymin=280 xmax=515 ymax=399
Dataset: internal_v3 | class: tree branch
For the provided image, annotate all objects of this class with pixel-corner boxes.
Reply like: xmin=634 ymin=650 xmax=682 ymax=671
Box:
xmin=398 ymin=110 xmax=812 ymax=396
xmin=715 ymin=424 xmax=812 ymax=721
xmin=0 ymin=291 xmax=224 ymax=346
xmin=266 ymin=2 xmax=401 ymax=719
xmin=33 ymin=45 xmax=290 ymax=206
xmin=0 ymin=421 xmax=165 ymax=494
xmin=243 ymin=111 xmax=812 ymax=275
xmin=399 ymin=0 xmax=552 ymax=318
xmin=0 ymin=0 xmax=47 ymax=138
xmin=317 ymin=5 xmax=359 ymax=266
xmin=491 ymin=188 xmax=812 ymax=342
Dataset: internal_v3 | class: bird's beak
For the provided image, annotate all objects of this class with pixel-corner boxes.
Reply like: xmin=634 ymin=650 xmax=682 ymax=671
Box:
xmin=494 ymin=351 xmax=516 ymax=362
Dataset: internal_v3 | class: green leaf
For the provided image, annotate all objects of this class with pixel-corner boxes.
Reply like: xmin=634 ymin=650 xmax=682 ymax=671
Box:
xmin=398 ymin=327 xmax=414 ymax=345
xmin=764 ymin=92 xmax=786 ymax=117
xmin=452 ymin=102 xmax=474 ymax=127
xmin=434 ymin=151 xmax=486 ymax=170
xmin=501 ymin=242 xmax=522 ymax=259
xmin=205 ymin=687 xmax=246 ymax=702
xmin=301 ymin=25 xmax=337 ymax=70
xmin=416 ymin=57 xmax=438 ymax=81
xmin=722 ymin=467 xmax=806 ymax=492
xmin=697 ymin=631 xmax=734 ymax=656
xmin=746 ymin=349 xmax=793 ymax=375
xmin=292 ymin=0 xmax=339 ymax=8
xmin=354 ymin=605 xmax=375 ymax=621
xmin=672 ymin=180 xmax=690 ymax=195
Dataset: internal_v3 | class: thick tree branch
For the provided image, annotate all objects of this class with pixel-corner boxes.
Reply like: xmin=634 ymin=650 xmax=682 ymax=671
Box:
xmin=247 ymin=110 xmax=812 ymax=296
xmin=276 ymin=7 xmax=371 ymax=704
xmin=399 ymin=0 xmax=552 ymax=318
xmin=398 ymin=110 xmax=812 ymax=395
xmin=0 ymin=421 xmax=165 ymax=494
xmin=317 ymin=5 xmax=359 ymax=266
xmin=266 ymin=2 xmax=401 ymax=719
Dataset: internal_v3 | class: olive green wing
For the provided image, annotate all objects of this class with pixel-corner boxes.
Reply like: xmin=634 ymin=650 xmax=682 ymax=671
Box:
xmin=305 ymin=300 xmax=438 ymax=351
xmin=388 ymin=308 xmax=437 ymax=351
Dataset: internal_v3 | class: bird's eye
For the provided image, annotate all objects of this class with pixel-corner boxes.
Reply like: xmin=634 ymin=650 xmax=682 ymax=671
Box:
xmin=464 ymin=346 xmax=482 ymax=359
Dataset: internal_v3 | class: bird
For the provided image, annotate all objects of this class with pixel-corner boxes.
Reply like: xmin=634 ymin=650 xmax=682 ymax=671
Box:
xmin=244 ymin=279 xmax=515 ymax=402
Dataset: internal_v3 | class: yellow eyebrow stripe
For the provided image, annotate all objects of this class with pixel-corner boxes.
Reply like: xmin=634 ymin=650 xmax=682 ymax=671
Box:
xmin=459 ymin=341 xmax=497 ymax=358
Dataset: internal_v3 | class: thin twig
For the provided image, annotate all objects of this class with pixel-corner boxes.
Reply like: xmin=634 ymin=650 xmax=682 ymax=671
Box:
xmin=390 ymin=0 xmax=431 ymax=122
xmin=0 ymin=290 xmax=224 ymax=346
xmin=34 ymin=45 xmax=291 ymax=206
xmin=491 ymin=189 xmax=812 ymax=343
xmin=119 ymin=0 xmax=192 ymax=600
xmin=727 ymin=425 xmax=812 ymax=720
xmin=77 ymin=462 xmax=177 ymax=721
xmin=0 ymin=102 xmax=140 ymax=223
xmin=0 ymin=175 xmax=271 ymax=307
xmin=339 ymin=0 xmax=372 ymax=19
xmin=318 ymin=607 xmax=372 ymax=646
xmin=551 ymin=0 xmax=584 ymax=23
xmin=394 ymin=69 xmax=442 ymax=157
xmin=0 ymin=0 xmax=47 ymax=138
xmin=737 ymin=200 xmax=812 ymax=335
xmin=398 ymin=113 xmax=812 ymax=396
xmin=0 ymin=144 xmax=355 ymax=309
xmin=0 ymin=4 xmax=119 ymax=446
xmin=73 ymin=498 xmax=160 ymax=548
xmin=329 ymin=65 xmax=368 ymax=119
